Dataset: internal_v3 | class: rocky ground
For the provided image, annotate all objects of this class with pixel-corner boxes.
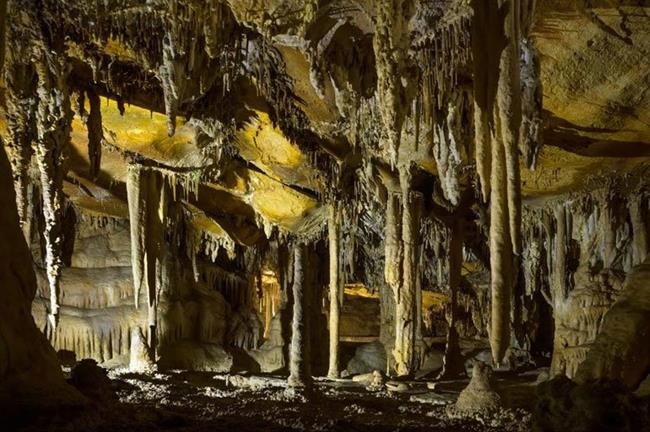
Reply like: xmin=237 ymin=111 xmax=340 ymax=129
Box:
xmin=8 ymin=365 xmax=538 ymax=432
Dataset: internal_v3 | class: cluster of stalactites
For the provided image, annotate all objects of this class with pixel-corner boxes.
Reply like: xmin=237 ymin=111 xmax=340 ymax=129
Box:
xmin=4 ymin=34 xmax=37 ymax=242
xmin=418 ymin=15 xmax=472 ymax=112
xmin=74 ymin=88 xmax=104 ymax=178
xmin=373 ymin=0 xmax=414 ymax=167
xmin=126 ymin=164 xmax=170 ymax=316
xmin=521 ymin=175 xmax=649 ymax=313
xmin=102 ymin=0 xmax=245 ymax=136
xmin=471 ymin=0 xmax=539 ymax=365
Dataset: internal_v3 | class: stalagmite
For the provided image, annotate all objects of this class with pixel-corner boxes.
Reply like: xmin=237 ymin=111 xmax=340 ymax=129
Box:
xmin=327 ymin=203 xmax=342 ymax=379
xmin=86 ymin=89 xmax=103 ymax=178
xmin=629 ymin=193 xmax=648 ymax=265
xmin=34 ymin=52 xmax=73 ymax=329
xmin=288 ymin=242 xmax=311 ymax=389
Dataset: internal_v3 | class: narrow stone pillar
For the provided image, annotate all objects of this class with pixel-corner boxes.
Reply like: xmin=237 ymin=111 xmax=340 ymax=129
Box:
xmin=552 ymin=203 xmax=567 ymax=301
xmin=394 ymin=166 xmax=418 ymax=376
xmin=327 ymin=203 xmax=342 ymax=378
xmin=288 ymin=242 xmax=312 ymax=388
xmin=438 ymin=218 xmax=466 ymax=379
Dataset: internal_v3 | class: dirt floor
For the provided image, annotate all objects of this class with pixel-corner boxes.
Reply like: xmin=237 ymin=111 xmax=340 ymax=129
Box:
xmin=8 ymin=366 xmax=540 ymax=432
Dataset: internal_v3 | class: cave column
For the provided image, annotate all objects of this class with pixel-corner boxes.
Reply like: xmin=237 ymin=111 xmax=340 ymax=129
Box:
xmin=327 ymin=202 xmax=342 ymax=378
xmin=288 ymin=241 xmax=312 ymax=389
xmin=438 ymin=217 xmax=466 ymax=378
xmin=383 ymin=190 xmax=402 ymax=373
xmin=393 ymin=165 xmax=419 ymax=376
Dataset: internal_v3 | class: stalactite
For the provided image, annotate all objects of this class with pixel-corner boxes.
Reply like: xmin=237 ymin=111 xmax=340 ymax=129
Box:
xmin=488 ymin=123 xmax=512 ymax=366
xmin=327 ymin=202 xmax=342 ymax=379
xmin=160 ymin=31 xmax=181 ymax=137
xmin=471 ymin=0 xmax=491 ymax=202
xmin=497 ymin=0 xmax=523 ymax=256
xmin=288 ymin=242 xmax=311 ymax=389
xmin=34 ymin=52 xmax=73 ymax=329
xmin=127 ymin=164 xmax=146 ymax=308
xmin=86 ymin=89 xmax=103 ymax=178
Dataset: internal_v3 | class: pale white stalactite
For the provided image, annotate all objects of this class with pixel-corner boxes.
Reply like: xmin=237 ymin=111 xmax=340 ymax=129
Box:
xmin=127 ymin=164 xmax=146 ymax=308
xmin=288 ymin=242 xmax=311 ymax=388
xmin=327 ymin=203 xmax=342 ymax=379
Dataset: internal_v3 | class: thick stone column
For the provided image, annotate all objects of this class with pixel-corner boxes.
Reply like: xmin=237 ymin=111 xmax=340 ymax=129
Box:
xmin=288 ymin=242 xmax=312 ymax=388
xmin=393 ymin=166 xmax=419 ymax=376
xmin=327 ymin=203 xmax=342 ymax=378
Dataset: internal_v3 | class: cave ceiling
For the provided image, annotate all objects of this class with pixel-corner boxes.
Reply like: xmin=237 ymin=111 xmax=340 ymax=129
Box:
xmin=1 ymin=0 xmax=649 ymax=248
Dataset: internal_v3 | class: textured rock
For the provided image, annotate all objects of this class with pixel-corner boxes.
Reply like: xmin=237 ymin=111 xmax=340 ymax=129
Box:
xmin=158 ymin=341 xmax=234 ymax=372
xmin=343 ymin=341 xmax=387 ymax=377
xmin=575 ymin=256 xmax=650 ymax=389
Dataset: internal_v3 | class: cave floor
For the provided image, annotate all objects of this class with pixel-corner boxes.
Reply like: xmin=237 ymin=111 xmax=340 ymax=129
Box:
xmin=12 ymin=368 xmax=541 ymax=431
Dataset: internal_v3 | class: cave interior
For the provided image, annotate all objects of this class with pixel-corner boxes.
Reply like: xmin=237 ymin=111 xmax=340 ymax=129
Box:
xmin=1 ymin=0 xmax=650 ymax=431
